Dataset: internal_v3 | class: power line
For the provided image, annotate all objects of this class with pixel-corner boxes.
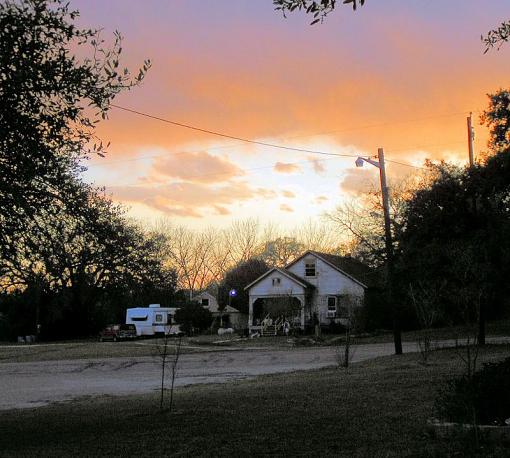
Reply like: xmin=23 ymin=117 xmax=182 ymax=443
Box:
xmin=110 ymin=104 xmax=359 ymax=159
xmin=92 ymin=104 xmax=477 ymax=178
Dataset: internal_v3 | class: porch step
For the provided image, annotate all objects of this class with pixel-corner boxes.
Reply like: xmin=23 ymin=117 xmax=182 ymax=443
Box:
xmin=261 ymin=325 xmax=279 ymax=337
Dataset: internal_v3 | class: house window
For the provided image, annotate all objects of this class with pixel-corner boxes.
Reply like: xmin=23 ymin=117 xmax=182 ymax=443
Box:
xmin=305 ymin=262 xmax=316 ymax=277
xmin=272 ymin=277 xmax=281 ymax=286
xmin=327 ymin=297 xmax=337 ymax=318
xmin=201 ymin=298 xmax=209 ymax=307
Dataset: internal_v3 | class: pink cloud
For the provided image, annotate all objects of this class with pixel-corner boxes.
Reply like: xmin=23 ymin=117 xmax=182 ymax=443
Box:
xmin=274 ymin=162 xmax=301 ymax=174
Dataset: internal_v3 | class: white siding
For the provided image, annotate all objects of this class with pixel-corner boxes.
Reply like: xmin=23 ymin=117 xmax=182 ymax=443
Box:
xmin=287 ymin=255 xmax=364 ymax=324
xmin=193 ymin=292 xmax=220 ymax=312
xmin=249 ymin=270 xmax=306 ymax=297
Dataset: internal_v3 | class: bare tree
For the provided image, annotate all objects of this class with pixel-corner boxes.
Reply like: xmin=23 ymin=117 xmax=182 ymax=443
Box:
xmin=226 ymin=218 xmax=263 ymax=265
xmin=156 ymin=221 xmax=219 ymax=298
xmin=408 ymin=282 xmax=443 ymax=365
xmin=292 ymin=218 xmax=340 ymax=253
xmin=326 ymin=175 xmax=429 ymax=266
xmin=334 ymin=295 xmax=360 ymax=370
xmin=154 ymin=334 xmax=183 ymax=412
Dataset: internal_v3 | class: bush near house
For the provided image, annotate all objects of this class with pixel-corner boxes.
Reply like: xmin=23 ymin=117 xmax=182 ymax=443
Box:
xmin=174 ymin=301 xmax=213 ymax=336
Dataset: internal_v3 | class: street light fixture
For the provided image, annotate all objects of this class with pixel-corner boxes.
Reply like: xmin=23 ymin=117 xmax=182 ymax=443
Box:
xmin=355 ymin=148 xmax=402 ymax=355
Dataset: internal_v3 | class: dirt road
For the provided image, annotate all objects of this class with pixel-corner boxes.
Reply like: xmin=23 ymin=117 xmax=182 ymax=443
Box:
xmin=1 ymin=338 xmax=508 ymax=410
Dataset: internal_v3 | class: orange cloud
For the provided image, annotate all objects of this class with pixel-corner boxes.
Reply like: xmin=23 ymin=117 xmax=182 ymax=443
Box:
xmin=314 ymin=195 xmax=328 ymax=204
xmin=339 ymin=169 xmax=379 ymax=195
xmin=274 ymin=162 xmax=301 ymax=174
xmin=108 ymin=180 xmax=274 ymax=217
xmin=150 ymin=151 xmax=243 ymax=183
xmin=280 ymin=203 xmax=294 ymax=213
xmin=282 ymin=190 xmax=296 ymax=198
xmin=213 ymin=205 xmax=231 ymax=216
xmin=308 ymin=157 xmax=326 ymax=174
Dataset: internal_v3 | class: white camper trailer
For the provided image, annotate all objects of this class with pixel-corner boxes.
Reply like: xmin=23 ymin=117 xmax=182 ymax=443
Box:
xmin=125 ymin=304 xmax=181 ymax=336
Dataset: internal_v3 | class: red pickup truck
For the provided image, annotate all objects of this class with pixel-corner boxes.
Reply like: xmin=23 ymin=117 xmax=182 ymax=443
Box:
xmin=99 ymin=324 xmax=137 ymax=342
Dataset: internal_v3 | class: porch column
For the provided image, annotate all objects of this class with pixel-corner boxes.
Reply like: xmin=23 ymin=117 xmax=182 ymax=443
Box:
xmin=248 ymin=295 xmax=255 ymax=331
xmin=299 ymin=297 xmax=305 ymax=330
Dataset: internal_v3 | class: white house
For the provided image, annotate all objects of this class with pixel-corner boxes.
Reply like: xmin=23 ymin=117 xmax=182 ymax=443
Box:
xmin=192 ymin=291 xmax=247 ymax=330
xmin=245 ymin=251 xmax=376 ymax=332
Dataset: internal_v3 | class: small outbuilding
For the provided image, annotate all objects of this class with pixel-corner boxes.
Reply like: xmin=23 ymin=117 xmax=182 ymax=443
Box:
xmin=192 ymin=291 xmax=247 ymax=330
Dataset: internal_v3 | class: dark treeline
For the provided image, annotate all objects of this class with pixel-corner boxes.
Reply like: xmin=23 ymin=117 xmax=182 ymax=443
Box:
xmin=392 ymin=91 xmax=510 ymax=338
xmin=0 ymin=0 xmax=174 ymax=340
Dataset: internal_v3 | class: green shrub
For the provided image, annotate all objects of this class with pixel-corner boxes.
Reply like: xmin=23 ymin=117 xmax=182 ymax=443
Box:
xmin=174 ymin=301 xmax=213 ymax=336
xmin=436 ymin=356 xmax=510 ymax=425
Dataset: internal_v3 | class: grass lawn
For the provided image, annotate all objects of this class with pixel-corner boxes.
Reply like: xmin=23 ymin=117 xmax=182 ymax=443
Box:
xmin=190 ymin=319 xmax=510 ymax=348
xmin=1 ymin=345 xmax=509 ymax=457
xmin=0 ymin=338 xmax=211 ymax=364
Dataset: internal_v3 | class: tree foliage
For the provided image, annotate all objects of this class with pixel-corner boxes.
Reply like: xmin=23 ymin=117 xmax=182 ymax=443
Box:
xmin=0 ymin=180 xmax=177 ymax=338
xmin=273 ymin=0 xmax=363 ymax=24
xmin=0 ymin=0 xmax=174 ymax=340
xmin=274 ymin=0 xmax=510 ymax=54
xmin=0 ymin=0 xmax=149 ymax=240
xmin=395 ymin=154 xmax=510 ymax=331
xmin=174 ymin=301 xmax=213 ymax=336
xmin=480 ymin=89 xmax=510 ymax=153
xmin=483 ymin=20 xmax=510 ymax=52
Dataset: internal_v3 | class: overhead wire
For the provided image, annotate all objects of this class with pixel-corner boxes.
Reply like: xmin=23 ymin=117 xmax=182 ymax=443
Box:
xmin=110 ymin=104 xmax=358 ymax=159
xmin=83 ymin=103 xmax=481 ymax=191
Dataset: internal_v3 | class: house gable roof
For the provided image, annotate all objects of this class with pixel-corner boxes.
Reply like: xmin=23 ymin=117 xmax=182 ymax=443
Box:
xmin=286 ymin=250 xmax=377 ymax=289
xmin=244 ymin=267 xmax=315 ymax=291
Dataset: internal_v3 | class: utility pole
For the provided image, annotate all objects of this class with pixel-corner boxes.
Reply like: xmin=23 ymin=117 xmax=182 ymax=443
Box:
xmin=355 ymin=148 xmax=403 ymax=355
xmin=467 ymin=112 xmax=475 ymax=166
xmin=466 ymin=113 xmax=485 ymax=345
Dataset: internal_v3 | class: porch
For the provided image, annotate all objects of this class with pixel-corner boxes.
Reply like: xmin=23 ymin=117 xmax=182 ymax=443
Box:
xmin=248 ymin=294 xmax=308 ymax=334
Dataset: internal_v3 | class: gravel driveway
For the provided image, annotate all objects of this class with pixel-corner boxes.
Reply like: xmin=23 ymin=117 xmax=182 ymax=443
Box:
xmin=1 ymin=338 xmax=508 ymax=410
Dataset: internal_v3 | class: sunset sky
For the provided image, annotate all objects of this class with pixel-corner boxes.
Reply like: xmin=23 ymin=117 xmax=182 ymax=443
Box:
xmin=74 ymin=0 xmax=510 ymax=229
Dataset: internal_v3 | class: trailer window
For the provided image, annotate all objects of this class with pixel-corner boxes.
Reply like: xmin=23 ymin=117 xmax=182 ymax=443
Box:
xmin=130 ymin=315 xmax=148 ymax=321
xmin=155 ymin=314 xmax=163 ymax=322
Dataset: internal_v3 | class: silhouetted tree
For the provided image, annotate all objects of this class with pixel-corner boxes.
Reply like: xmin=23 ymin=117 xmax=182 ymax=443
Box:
xmin=174 ymin=301 xmax=213 ymax=336
xmin=0 ymin=0 xmax=149 ymax=244
xmin=219 ymin=259 xmax=269 ymax=314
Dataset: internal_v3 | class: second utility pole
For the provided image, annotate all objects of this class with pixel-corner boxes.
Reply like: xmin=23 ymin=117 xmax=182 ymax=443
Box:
xmin=467 ymin=112 xmax=475 ymax=166
xmin=377 ymin=148 xmax=403 ymax=355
